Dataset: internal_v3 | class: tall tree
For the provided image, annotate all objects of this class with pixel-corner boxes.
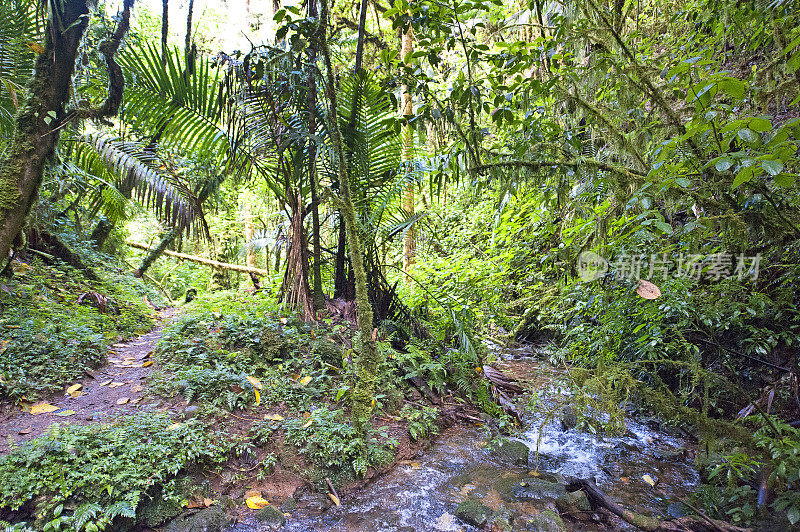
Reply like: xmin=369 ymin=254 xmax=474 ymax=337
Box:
xmin=318 ymin=0 xmax=381 ymax=438
xmin=400 ymin=24 xmax=415 ymax=282
xmin=308 ymin=0 xmax=325 ymax=310
xmin=0 ymin=0 xmax=135 ymax=264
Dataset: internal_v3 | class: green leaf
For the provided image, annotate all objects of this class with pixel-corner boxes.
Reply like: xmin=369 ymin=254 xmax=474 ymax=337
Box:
xmin=737 ymin=128 xmax=760 ymax=144
xmin=718 ymin=78 xmax=745 ymax=100
xmin=761 ymin=159 xmax=783 ymax=176
xmin=674 ymin=178 xmax=691 ymax=188
xmin=749 ymin=117 xmax=772 ymax=132
xmin=773 ymin=173 xmax=795 ymax=187
xmin=732 ymin=167 xmax=755 ymax=188
xmin=715 ymin=157 xmax=734 ymax=172
xmin=788 ymin=506 xmax=800 ymax=525
xmin=654 ymin=221 xmax=672 ymax=234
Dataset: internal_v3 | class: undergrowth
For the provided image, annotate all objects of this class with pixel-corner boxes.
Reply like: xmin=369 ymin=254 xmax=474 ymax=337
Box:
xmin=0 ymin=414 xmax=234 ymax=531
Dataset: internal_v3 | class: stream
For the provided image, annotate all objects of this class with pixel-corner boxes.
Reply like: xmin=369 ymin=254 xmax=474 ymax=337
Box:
xmin=230 ymin=349 xmax=698 ymax=531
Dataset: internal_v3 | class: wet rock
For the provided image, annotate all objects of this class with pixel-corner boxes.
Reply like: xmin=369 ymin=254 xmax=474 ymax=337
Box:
xmin=495 ymin=438 xmax=530 ymax=466
xmin=164 ymin=507 xmax=230 ymax=532
xmin=555 ymin=490 xmax=591 ymax=514
xmin=559 ymin=405 xmax=577 ymax=431
xmin=487 ymin=508 xmax=514 ymax=531
xmin=294 ymin=492 xmax=331 ymax=514
xmin=254 ymin=505 xmax=286 ymax=528
xmin=184 ymin=405 xmax=200 ymax=418
xmin=280 ymin=496 xmax=297 ymax=512
xmin=508 ymin=478 xmax=566 ymax=502
xmin=666 ymin=502 xmax=689 ymax=518
xmin=520 ymin=509 xmax=566 ymax=532
xmin=455 ymin=499 xmax=493 ymax=527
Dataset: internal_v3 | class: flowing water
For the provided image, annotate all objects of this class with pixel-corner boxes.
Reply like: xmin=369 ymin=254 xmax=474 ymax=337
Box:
xmin=230 ymin=349 xmax=698 ymax=531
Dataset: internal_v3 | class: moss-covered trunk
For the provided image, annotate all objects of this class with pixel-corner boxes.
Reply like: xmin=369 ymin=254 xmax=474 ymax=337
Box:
xmin=0 ymin=0 xmax=91 ymax=262
xmin=0 ymin=0 xmax=134 ymax=264
xmin=318 ymin=0 xmax=380 ymax=437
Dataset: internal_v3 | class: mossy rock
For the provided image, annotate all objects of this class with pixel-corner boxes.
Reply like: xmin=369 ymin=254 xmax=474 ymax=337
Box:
xmin=520 ymin=509 xmax=566 ymax=532
xmin=309 ymin=339 xmax=343 ymax=366
xmin=138 ymin=494 xmax=183 ymax=527
xmin=560 ymin=405 xmax=578 ymax=431
xmin=494 ymin=438 xmax=530 ymax=466
xmin=164 ymin=507 xmax=231 ymax=532
xmin=254 ymin=504 xmax=286 ymax=528
xmin=555 ymin=490 xmax=591 ymax=514
xmin=455 ymin=499 xmax=493 ymax=527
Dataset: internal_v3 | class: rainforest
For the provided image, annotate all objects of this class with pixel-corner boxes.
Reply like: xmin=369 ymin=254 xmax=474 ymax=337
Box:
xmin=0 ymin=0 xmax=799 ymax=530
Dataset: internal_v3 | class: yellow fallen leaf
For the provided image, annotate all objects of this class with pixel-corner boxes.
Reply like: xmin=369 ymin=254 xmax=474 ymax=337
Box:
xmin=204 ymin=498 xmax=214 ymax=507
xmin=30 ymin=402 xmax=59 ymax=415
xmin=246 ymin=376 xmax=263 ymax=389
xmin=141 ymin=360 xmax=153 ymax=368
xmin=99 ymin=379 xmax=113 ymax=386
xmin=246 ymin=496 xmax=269 ymax=510
xmin=328 ymin=493 xmax=340 ymax=507
xmin=167 ymin=423 xmax=184 ymax=431
xmin=116 ymin=397 xmax=130 ymax=405
xmin=280 ymin=317 xmax=288 ymax=324
xmin=264 ymin=413 xmax=284 ymax=421
xmin=254 ymin=388 xmax=261 ymax=406
xmin=642 ymin=474 xmax=656 ymax=487
xmin=55 ymin=410 xmax=76 ymax=417
xmin=108 ymin=382 xmax=126 ymax=388
xmin=69 ymin=390 xmax=83 ymax=398
xmin=302 ymin=419 xmax=313 ymax=428
xmin=299 ymin=376 xmax=312 ymax=386
xmin=66 ymin=384 xmax=82 ymax=394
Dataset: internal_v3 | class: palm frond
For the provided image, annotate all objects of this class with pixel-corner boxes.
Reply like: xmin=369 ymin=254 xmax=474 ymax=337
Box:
xmin=71 ymin=133 xmax=206 ymax=233
xmin=119 ymin=44 xmax=239 ymax=168
xmin=0 ymin=0 xmax=39 ymax=143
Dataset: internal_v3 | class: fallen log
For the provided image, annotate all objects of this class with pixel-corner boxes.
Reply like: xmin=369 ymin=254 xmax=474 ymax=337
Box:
xmin=125 ymin=240 xmax=270 ymax=277
xmin=565 ymin=478 xmax=751 ymax=532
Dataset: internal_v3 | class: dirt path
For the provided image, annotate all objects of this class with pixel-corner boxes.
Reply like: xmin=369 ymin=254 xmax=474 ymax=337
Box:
xmin=0 ymin=308 xmax=176 ymax=454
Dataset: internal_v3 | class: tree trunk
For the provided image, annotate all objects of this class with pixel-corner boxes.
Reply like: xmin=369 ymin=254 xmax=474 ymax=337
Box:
xmin=308 ymin=0 xmax=325 ymax=310
xmin=400 ymin=24 xmax=415 ymax=283
xmin=161 ymin=0 xmax=169 ymax=65
xmin=319 ymin=0 xmax=380 ymax=437
xmin=127 ymin=240 xmax=270 ymax=276
xmin=281 ymin=189 xmax=316 ymax=320
xmin=0 ymin=0 xmax=134 ymax=264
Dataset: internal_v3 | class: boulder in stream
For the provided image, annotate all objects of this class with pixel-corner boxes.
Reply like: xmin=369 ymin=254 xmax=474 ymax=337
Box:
xmin=496 ymin=474 xmax=566 ymax=503
xmin=254 ymin=504 xmax=286 ymax=528
xmin=555 ymin=490 xmax=591 ymax=514
xmin=494 ymin=438 xmax=530 ymax=466
xmin=519 ymin=509 xmax=567 ymax=532
xmin=455 ymin=498 xmax=494 ymax=527
xmin=559 ymin=405 xmax=578 ymax=431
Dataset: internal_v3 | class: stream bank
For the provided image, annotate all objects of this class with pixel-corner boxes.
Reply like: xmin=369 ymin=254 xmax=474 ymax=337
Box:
xmin=228 ymin=350 xmax=699 ymax=531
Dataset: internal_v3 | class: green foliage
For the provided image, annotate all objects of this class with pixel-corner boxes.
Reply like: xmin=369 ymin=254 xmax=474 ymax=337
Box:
xmin=0 ymin=223 xmax=158 ymax=401
xmin=0 ymin=414 xmax=234 ymax=531
xmin=696 ymin=420 xmax=800 ymax=526
xmin=283 ymin=407 xmax=396 ymax=486
xmin=399 ymin=404 xmax=440 ymax=441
